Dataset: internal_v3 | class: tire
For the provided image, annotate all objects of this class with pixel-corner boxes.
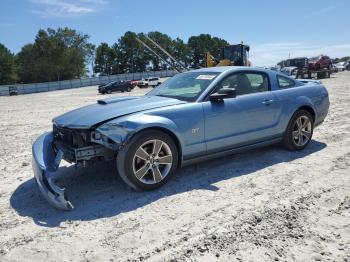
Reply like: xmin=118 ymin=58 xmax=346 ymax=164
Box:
xmin=117 ymin=130 xmax=179 ymax=191
xmin=283 ymin=110 xmax=314 ymax=151
xmin=126 ymin=87 xmax=131 ymax=92
xmin=106 ymin=89 xmax=111 ymax=94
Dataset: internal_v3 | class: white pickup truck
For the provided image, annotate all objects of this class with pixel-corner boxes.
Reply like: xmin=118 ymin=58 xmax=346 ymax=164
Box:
xmin=138 ymin=77 xmax=161 ymax=88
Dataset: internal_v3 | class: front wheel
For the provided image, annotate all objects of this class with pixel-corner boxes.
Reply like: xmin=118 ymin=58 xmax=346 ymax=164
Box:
xmin=126 ymin=87 xmax=131 ymax=92
xmin=117 ymin=130 xmax=178 ymax=191
xmin=283 ymin=110 xmax=314 ymax=151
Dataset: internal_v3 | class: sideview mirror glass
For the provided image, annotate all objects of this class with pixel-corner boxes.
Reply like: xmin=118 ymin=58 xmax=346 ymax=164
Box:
xmin=209 ymin=88 xmax=236 ymax=102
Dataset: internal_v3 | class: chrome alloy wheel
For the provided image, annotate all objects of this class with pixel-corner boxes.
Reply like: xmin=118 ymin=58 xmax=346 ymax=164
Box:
xmin=292 ymin=115 xmax=312 ymax=147
xmin=132 ymin=139 xmax=173 ymax=184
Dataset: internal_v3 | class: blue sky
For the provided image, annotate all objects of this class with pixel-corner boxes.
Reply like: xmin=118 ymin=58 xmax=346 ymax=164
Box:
xmin=0 ymin=0 xmax=349 ymax=66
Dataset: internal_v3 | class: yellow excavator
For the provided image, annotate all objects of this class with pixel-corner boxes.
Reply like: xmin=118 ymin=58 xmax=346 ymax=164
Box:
xmin=204 ymin=42 xmax=251 ymax=67
xmin=135 ymin=34 xmax=251 ymax=71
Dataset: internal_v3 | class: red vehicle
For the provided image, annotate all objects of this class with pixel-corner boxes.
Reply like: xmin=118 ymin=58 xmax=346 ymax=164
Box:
xmin=130 ymin=80 xmax=140 ymax=87
xmin=308 ymin=55 xmax=332 ymax=70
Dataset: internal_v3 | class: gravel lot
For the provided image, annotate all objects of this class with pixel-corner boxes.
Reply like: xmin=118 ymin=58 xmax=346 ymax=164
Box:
xmin=0 ymin=72 xmax=349 ymax=262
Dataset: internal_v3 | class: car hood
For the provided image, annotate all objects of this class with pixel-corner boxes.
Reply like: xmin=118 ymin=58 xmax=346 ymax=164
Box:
xmin=53 ymin=96 xmax=186 ymax=129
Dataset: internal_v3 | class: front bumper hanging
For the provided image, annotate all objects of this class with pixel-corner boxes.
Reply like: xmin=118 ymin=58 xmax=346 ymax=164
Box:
xmin=32 ymin=132 xmax=73 ymax=210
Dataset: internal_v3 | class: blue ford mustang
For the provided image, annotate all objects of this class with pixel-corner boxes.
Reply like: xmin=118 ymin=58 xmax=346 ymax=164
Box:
xmin=32 ymin=67 xmax=330 ymax=210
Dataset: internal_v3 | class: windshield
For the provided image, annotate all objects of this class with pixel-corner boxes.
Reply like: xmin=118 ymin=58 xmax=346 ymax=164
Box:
xmin=285 ymin=58 xmax=307 ymax=68
xmin=106 ymin=81 xmax=117 ymax=86
xmin=147 ymin=72 xmax=219 ymax=101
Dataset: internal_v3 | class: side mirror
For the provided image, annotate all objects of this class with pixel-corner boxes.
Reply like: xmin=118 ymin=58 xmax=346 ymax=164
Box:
xmin=209 ymin=88 xmax=236 ymax=102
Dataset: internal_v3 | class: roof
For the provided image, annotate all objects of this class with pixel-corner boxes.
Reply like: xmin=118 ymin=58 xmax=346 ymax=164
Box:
xmin=189 ymin=66 xmax=272 ymax=74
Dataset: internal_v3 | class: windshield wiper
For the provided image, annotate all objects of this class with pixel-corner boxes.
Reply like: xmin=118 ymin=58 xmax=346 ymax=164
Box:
xmin=157 ymin=94 xmax=193 ymax=102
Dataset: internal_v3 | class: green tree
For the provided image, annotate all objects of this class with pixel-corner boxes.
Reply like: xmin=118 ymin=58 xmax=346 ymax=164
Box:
xmin=115 ymin=31 xmax=148 ymax=73
xmin=16 ymin=27 xmax=94 ymax=83
xmin=0 ymin=43 xmax=18 ymax=84
xmin=16 ymin=44 xmax=39 ymax=83
xmin=144 ymin=31 xmax=174 ymax=70
xmin=94 ymin=43 xmax=116 ymax=75
xmin=188 ymin=34 xmax=229 ymax=68
xmin=172 ymin=37 xmax=191 ymax=67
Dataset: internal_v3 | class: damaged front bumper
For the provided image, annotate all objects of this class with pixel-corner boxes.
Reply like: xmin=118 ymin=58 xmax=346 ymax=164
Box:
xmin=32 ymin=132 xmax=73 ymax=210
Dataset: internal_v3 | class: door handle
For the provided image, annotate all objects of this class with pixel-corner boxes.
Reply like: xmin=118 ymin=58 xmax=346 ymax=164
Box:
xmin=262 ymin=99 xmax=274 ymax=105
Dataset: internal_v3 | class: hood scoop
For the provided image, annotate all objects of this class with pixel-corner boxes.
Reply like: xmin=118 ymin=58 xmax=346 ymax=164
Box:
xmin=97 ymin=96 xmax=140 ymax=105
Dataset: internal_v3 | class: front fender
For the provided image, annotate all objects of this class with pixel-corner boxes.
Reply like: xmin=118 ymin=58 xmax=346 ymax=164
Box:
xmin=96 ymin=114 xmax=184 ymax=149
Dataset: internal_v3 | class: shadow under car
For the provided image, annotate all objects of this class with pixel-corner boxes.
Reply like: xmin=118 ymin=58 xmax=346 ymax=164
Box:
xmin=10 ymin=140 xmax=326 ymax=227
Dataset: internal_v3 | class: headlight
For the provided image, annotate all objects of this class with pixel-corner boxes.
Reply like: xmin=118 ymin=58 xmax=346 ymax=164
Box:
xmin=92 ymin=131 xmax=102 ymax=140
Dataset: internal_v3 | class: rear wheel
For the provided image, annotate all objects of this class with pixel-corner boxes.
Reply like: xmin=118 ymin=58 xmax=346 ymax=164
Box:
xmin=117 ymin=130 xmax=178 ymax=191
xmin=283 ymin=110 xmax=313 ymax=151
xmin=126 ymin=87 xmax=131 ymax=92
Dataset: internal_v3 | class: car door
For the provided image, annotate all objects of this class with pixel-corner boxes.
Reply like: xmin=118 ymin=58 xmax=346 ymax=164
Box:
xmin=115 ymin=82 xmax=124 ymax=92
xmin=203 ymin=71 xmax=282 ymax=154
xmin=109 ymin=82 xmax=116 ymax=92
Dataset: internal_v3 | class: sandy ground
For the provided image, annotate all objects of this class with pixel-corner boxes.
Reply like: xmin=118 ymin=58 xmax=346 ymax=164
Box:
xmin=0 ymin=73 xmax=349 ymax=262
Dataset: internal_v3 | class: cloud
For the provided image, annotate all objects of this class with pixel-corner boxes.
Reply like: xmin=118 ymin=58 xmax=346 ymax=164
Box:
xmin=30 ymin=0 xmax=109 ymax=18
xmin=250 ymin=42 xmax=350 ymax=66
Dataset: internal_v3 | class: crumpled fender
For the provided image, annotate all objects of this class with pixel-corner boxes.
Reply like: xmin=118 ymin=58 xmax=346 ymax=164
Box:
xmin=96 ymin=113 xmax=184 ymax=149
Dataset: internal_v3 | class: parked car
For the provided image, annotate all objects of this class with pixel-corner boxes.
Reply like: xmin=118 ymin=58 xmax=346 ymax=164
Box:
xmin=308 ymin=55 xmax=332 ymax=70
xmin=8 ymin=86 xmax=18 ymax=96
xmin=335 ymin=62 xmax=346 ymax=71
xmin=278 ymin=57 xmax=308 ymax=77
xmin=130 ymin=80 xmax=140 ymax=87
xmin=138 ymin=77 xmax=161 ymax=88
xmin=330 ymin=64 xmax=339 ymax=73
xmin=98 ymin=80 xmax=134 ymax=94
xmin=346 ymin=62 xmax=350 ymax=71
xmin=32 ymin=67 xmax=330 ymax=209
xmin=280 ymin=66 xmax=298 ymax=76
xmin=277 ymin=57 xmax=308 ymax=70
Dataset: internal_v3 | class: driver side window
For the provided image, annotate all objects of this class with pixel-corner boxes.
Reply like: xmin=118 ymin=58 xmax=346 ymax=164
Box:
xmin=217 ymin=72 xmax=269 ymax=96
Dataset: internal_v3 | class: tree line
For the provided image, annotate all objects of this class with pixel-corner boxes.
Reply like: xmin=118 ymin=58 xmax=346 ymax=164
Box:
xmin=0 ymin=28 xmax=95 ymax=85
xmin=0 ymin=27 xmax=229 ymax=85
xmin=3 ymin=27 xmax=349 ymax=85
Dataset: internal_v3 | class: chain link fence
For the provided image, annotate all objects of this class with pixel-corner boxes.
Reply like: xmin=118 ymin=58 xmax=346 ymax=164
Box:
xmin=0 ymin=69 xmax=178 ymax=96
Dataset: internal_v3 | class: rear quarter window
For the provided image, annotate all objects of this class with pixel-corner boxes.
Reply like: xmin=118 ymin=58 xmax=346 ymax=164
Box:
xmin=277 ymin=75 xmax=295 ymax=89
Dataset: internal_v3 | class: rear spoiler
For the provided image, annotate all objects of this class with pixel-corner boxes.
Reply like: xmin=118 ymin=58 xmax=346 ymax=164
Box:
xmin=298 ymin=79 xmax=322 ymax=85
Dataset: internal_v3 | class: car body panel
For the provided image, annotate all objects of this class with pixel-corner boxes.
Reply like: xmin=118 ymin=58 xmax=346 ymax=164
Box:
xmin=53 ymin=96 xmax=186 ymax=129
xmin=203 ymin=91 xmax=282 ymax=154
xmin=97 ymin=102 xmax=206 ymax=160
xmin=32 ymin=66 xmax=330 ymax=210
